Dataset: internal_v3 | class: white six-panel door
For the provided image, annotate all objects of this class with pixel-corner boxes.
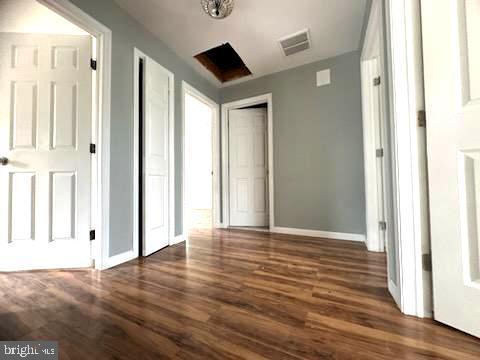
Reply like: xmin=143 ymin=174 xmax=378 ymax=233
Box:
xmin=229 ymin=109 xmax=268 ymax=227
xmin=143 ymin=57 xmax=170 ymax=256
xmin=0 ymin=33 xmax=92 ymax=271
xmin=421 ymin=0 xmax=480 ymax=337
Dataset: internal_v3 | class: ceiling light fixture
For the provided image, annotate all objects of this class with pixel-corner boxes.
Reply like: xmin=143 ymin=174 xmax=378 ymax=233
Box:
xmin=201 ymin=0 xmax=234 ymax=19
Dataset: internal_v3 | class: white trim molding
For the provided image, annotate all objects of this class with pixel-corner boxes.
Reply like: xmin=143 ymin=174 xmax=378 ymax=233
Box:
xmin=181 ymin=81 xmax=221 ymax=235
xmin=133 ymin=48 xmax=176 ymax=255
xmin=386 ymin=0 xmax=431 ymax=317
xmin=37 ymin=0 xmax=112 ymax=270
xmin=272 ymin=227 xmax=366 ymax=243
xmin=221 ymin=94 xmax=274 ymax=229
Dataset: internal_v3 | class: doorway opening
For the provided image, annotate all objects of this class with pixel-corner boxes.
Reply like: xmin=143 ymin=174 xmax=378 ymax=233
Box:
xmin=221 ymin=94 xmax=274 ymax=231
xmin=182 ymin=82 xmax=220 ymax=235
xmin=0 ymin=0 xmax=105 ymax=271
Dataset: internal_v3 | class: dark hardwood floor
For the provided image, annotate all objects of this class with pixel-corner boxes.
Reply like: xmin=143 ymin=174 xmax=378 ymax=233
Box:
xmin=1 ymin=229 xmax=479 ymax=359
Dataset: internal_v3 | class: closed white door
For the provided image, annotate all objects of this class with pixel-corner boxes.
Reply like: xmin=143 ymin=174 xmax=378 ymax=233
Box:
xmin=229 ymin=109 xmax=268 ymax=227
xmin=0 ymin=33 xmax=92 ymax=271
xmin=422 ymin=0 xmax=480 ymax=337
xmin=143 ymin=57 xmax=170 ymax=256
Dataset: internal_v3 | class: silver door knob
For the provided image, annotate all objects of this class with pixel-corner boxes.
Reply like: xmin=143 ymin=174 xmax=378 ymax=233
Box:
xmin=0 ymin=157 xmax=8 ymax=166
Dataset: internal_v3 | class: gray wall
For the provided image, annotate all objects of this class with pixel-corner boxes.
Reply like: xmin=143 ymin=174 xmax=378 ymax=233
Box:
xmin=69 ymin=0 xmax=221 ymax=256
xmin=221 ymin=51 xmax=366 ymax=235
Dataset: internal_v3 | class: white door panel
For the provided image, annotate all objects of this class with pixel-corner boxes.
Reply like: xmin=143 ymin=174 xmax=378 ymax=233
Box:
xmin=421 ymin=0 xmax=480 ymax=337
xmin=0 ymin=33 xmax=92 ymax=271
xmin=229 ymin=109 xmax=268 ymax=226
xmin=143 ymin=57 xmax=170 ymax=256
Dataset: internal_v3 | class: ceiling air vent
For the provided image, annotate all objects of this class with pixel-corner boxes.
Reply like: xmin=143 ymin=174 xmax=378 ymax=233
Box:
xmin=279 ymin=29 xmax=311 ymax=57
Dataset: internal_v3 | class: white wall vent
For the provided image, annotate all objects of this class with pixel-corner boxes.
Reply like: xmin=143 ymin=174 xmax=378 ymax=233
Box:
xmin=316 ymin=69 xmax=331 ymax=87
xmin=279 ymin=29 xmax=311 ymax=57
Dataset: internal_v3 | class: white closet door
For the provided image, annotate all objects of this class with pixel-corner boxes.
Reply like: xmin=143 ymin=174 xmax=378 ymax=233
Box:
xmin=229 ymin=109 xmax=268 ymax=227
xmin=143 ymin=57 xmax=170 ymax=256
xmin=0 ymin=33 xmax=92 ymax=271
xmin=422 ymin=0 xmax=480 ymax=337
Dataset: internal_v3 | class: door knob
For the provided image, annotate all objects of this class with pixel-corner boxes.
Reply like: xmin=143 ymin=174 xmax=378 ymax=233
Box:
xmin=0 ymin=157 xmax=8 ymax=166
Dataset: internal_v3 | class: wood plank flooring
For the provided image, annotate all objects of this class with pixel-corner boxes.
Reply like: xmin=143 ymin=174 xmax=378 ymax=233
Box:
xmin=1 ymin=228 xmax=479 ymax=359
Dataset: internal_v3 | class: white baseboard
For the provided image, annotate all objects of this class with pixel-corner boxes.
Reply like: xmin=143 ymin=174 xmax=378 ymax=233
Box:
xmin=271 ymin=226 xmax=366 ymax=242
xmin=170 ymin=234 xmax=185 ymax=245
xmin=104 ymin=249 xmax=137 ymax=270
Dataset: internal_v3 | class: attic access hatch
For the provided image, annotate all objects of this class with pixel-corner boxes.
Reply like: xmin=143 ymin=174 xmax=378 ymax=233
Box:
xmin=194 ymin=43 xmax=251 ymax=83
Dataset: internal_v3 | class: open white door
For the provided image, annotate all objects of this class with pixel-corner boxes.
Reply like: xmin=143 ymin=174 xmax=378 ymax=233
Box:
xmin=0 ymin=33 xmax=92 ymax=271
xmin=229 ymin=108 xmax=268 ymax=227
xmin=422 ymin=0 xmax=480 ymax=337
xmin=362 ymin=57 xmax=400 ymax=306
xmin=142 ymin=56 xmax=171 ymax=256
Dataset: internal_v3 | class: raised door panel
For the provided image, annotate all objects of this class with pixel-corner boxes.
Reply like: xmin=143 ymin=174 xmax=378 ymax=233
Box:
xmin=12 ymin=45 xmax=38 ymax=69
xmin=50 ymin=172 xmax=76 ymax=241
xmin=9 ymin=173 xmax=36 ymax=243
xmin=459 ymin=0 xmax=480 ymax=104
xmin=146 ymin=175 xmax=166 ymax=231
xmin=147 ymin=98 xmax=168 ymax=160
xmin=235 ymin=134 xmax=251 ymax=168
xmin=10 ymin=81 xmax=38 ymax=149
xmin=236 ymin=178 xmax=249 ymax=213
xmin=459 ymin=150 xmax=480 ymax=285
xmin=253 ymin=131 xmax=265 ymax=168
xmin=254 ymin=178 xmax=267 ymax=213
xmin=52 ymin=46 xmax=79 ymax=70
xmin=50 ymin=82 xmax=78 ymax=149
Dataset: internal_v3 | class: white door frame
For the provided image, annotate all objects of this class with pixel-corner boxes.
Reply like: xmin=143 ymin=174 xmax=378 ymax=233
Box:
xmin=181 ymin=81 xmax=220 ymax=235
xmin=133 ymin=48 xmax=175 ymax=256
xmin=221 ymin=94 xmax=274 ymax=229
xmin=36 ymin=0 xmax=112 ymax=270
xmin=361 ymin=0 xmax=390 ymax=254
xmin=385 ymin=0 xmax=431 ymax=317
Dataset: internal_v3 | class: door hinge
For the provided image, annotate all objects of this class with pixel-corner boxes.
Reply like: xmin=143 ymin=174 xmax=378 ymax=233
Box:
xmin=379 ymin=221 xmax=387 ymax=231
xmin=422 ymin=253 xmax=432 ymax=271
xmin=90 ymin=59 xmax=97 ymax=71
xmin=90 ymin=143 xmax=96 ymax=154
xmin=90 ymin=230 xmax=95 ymax=241
xmin=376 ymin=148 xmax=384 ymax=158
xmin=373 ymin=76 xmax=381 ymax=86
xmin=418 ymin=110 xmax=426 ymax=128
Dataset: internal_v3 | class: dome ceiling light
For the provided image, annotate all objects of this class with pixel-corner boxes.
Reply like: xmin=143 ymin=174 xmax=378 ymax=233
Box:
xmin=201 ymin=0 xmax=234 ymax=19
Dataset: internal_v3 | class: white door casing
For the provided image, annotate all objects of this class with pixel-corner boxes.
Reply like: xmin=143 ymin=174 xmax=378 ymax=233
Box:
xmin=0 ymin=33 xmax=92 ymax=271
xmin=421 ymin=0 xmax=480 ymax=337
xmin=142 ymin=56 xmax=170 ymax=256
xmin=229 ymin=109 xmax=269 ymax=227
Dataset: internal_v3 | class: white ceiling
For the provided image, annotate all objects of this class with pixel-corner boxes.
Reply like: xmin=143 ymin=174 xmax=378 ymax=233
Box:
xmin=114 ymin=0 xmax=367 ymax=88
